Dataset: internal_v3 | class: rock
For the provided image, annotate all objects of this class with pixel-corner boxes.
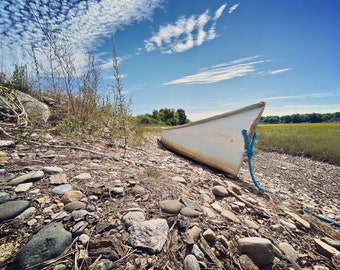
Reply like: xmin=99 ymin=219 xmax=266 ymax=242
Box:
xmin=64 ymin=201 xmax=86 ymax=212
xmin=52 ymin=184 xmax=73 ymax=195
xmin=239 ymin=254 xmax=260 ymax=270
xmin=14 ymin=182 xmax=33 ymax=192
xmin=128 ymin=218 xmax=169 ymax=253
xmin=111 ymin=187 xmax=124 ymax=195
xmin=201 ymin=206 xmax=216 ymax=217
xmin=0 ymin=191 xmax=10 ymax=203
xmin=321 ymin=237 xmax=340 ymax=251
xmin=94 ymin=258 xmax=113 ymax=270
xmin=14 ymin=206 xmax=36 ymax=219
xmin=71 ymin=209 xmax=88 ymax=221
xmin=284 ymin=210 xmax=310 ymax=230
xmin=12 ymin=89 xmax=50 ymax=123
xmin=14 ymin=222 xmax=72 ymax=270
xmin=191 ymin=244 xmax=205 ymax=261
xmin=279 ymin=219 xmax=297 ymax=230
xmin=72 ymin=221 xmax=88 ymax=235
xmin=43 ymin=166 xmax=64 ymax=174
xmin=244 ymin=219 xmax=260 ymax=230
xmin=314 ymin=238 xmax=340 ymax=259
xmin=0 ymin=242 xmax=15 ymax=264
xmin=180 ymin=207 xmax=201 ymax=217
xmin=8 ymin=171 xmax=44 ymax=185
xmin=186 ymin=226 xmax=201 ymax=244
xmin=278 ymin=242 xmax=298 ymax=261
xmin=212 ymin=185 xmax=229 ymax=197
xmin=122 ymin=211 xmax=146 ymax=228
xmin=79 ymin=234 xmax=90 ymax=245
xmin=62 ymin=190 xmax=83 ymax=203
xmin=0 ymin=200 xmax=30 ymax=222
xmin=159 ymin=199 xmax=183 ymax=214
xmin=238 ymin=237 xmax=275 ymax=268
xmin=0 ymin=140 xmax=15 ymax=147
xmin=184 ymin=254 xmax=201 ymax=270
xmin=53 ymin=264 xmax=68 ymax=270
xmin=172 ymin=176 xmax=186 ymax=183
xmin=210 ymin=202 xmax=223 ymax=213
xmin=203 ymin=228 xmax=216 ymax=242
xmin=74 ymin=173 xmax=91 ymax=180
xmin=181 ymin=197 xmax=203 ymax=212
xmin=50 ymin=173 xmax=68 ymax=185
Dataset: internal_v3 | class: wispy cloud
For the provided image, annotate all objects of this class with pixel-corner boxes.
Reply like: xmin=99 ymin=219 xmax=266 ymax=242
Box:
xmin=144 ymin=4 xmax=227 ymax=54
xmin=228 ymin=3 xmax=240 ymax=14
xmin=163 ymin=55 xmax=268 ymax=85
xmin=263 ymin=92 xmax=339 ymax=101
xmin=0 ymin=0 xmax=162 ymax=69
xmin=269 ymin=68 xmax=292 ymax=75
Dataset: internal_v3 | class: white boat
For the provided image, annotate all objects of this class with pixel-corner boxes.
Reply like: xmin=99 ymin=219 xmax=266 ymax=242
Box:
xmin=160 ymin=102 xmax=265 ymax=177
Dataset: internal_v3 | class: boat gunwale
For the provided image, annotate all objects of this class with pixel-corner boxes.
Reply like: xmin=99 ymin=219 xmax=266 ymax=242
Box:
xmin=161 ymin=101 xmax=266 ymax=130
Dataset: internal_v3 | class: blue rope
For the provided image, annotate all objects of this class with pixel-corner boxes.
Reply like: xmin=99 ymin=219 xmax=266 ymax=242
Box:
xmin=242 ymin=129 xmax=287 ymax=199
xmin=304 ymin=208 xmax=340 ymax=228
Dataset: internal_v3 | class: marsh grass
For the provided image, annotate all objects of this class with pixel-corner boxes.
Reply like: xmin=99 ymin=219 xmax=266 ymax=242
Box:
xmin=256 ymin=123 xmax=340 ymax=165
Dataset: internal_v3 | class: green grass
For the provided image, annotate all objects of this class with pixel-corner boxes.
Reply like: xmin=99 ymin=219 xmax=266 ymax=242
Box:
xmin=256 ymin=123 xmax=340 ymax=165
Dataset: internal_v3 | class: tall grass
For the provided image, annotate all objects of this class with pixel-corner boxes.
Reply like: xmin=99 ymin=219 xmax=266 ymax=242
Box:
xmin=256 ymin=123 xmax=340 ymax=165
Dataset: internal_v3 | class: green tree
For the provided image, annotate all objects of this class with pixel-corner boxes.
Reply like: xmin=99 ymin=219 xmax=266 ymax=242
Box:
xmin=176 ymin=108 xmax=188 ymax=125
xmin=11 ymin=64 xmax=29 ymax=92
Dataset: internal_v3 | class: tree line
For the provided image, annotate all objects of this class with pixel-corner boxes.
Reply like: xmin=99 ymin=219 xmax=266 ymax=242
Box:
xmin=137 ymin=108 xmax=190 ymax=126
xmin=260 ymin=112 xmax=340 ymax=124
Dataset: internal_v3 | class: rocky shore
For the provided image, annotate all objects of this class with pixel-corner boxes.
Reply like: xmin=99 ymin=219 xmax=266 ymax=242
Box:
xmin=0 ymin=130 xmax=339 ymax=270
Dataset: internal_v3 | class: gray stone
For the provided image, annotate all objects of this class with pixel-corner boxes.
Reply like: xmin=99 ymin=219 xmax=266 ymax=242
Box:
xmin=181 ymin=207 xmax=201 ymax=217
xmin=50 ymin=173 xmax=68 ymax=185
xmin=94 ymin=259 xmax=113 ymax=270
xmin=52 ymin=184 xmax=73 ymax=195
xmin=181 ymin=197 xmax=203 ymax=212
xmin=238 ymin=237 xmax=275 ymax=267
xmin=321 ymin=237 xmax=340 ymax=251
xmin=43 ymin=166 xmax=64 ymax=174
xmin=212 ymin=185 xmax=229 ymax=197
xmin=122 ymin=211 xmax=146 ymax=227
xmin=0 ymin=140 xmax=15 ymax=147
xmin=111 ymin=187 xmax=124 ymax=195
xmin=8 ymin=171 xmax=44 ymax=185
xmin=128 ymin=218 xmax=169 ymax=253
xmin=14 ymin=207 xmax=36 ymax=219
xmin=0 ymin=200 xmax=30 ymax=221
xmin=14 ymin=222 xmax=72 ymax=270
xmin=159 ymin=199 xmax=183 ymax=214
xmin=0 ymin=191 xmax=10 ymax=203
xmin=278 ymin=242 xmax=298 ymax=261
xmin=53 ymin=264 xmax=68 ymax=270
xmin=221 ymin=209 xmax=240 ymax=223
xmin=172 ymin=176 xmax=186 ymax=183
xmin=239 ymin=254 xmax=260 ymax=270
xmin=64 ymin=201 xmax=86 ymax=212
xmin=184 ymin=254 xmax=200 ymax=270
xmin=71 ymin=209 xmax=88 ymax=221
xmin=74 ymin=172 xmax=91 ymax=180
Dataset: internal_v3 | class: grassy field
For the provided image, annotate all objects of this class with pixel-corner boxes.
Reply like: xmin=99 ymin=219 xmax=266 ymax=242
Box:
xmin=256 ymin=123 xmax=340 ymax=165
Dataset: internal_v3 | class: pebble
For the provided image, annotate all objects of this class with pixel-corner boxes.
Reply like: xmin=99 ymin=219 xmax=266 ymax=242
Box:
xmin=64 ymin=201 xmax=86 ymax=212
xmin=184 ymin=254 xmax=201 ymax=270
xmin=212 ymin=185 xmax=229 ymax=197
xmin=42 ymin=166 xmax=64 ymax=174
xmin=221 ymin=209 xmax=240 ymax=223
xmin=71 ymin=209 xmax=88 ymax=221
xmin=111 ymin=187 xmax=124 ymax=195
xmin=0 ymin=191 xmax=10 ymax=203
xmin=172 ymin=176 xmax=186 ymax=183
xmin=61 ymin=190 xmax=83 ymax=203
xmin=159 ymin=199 xmax=183 ymax=214
xmin=181 ymin=197 xmax=203 ymax=212
xmin=52 ymin=184 xmax=73 ymax=195
xmin=203 ymin=228 xmax=216 ymax=242
xmin=14 ymin=206 xmax=36 ymax=219
xmin=186 ymin=226 xmax=201 ymax=244
xmin=238 ymin=237 xmax=275 ymax=267
xmin=314 ymin=238 xmax=340 ymax=259
xmin=278 ymin=242 xmax=298 ymax=261
xmin=180 ymin=207 xmax=201 ymax=217
xmin=284 ymin=211 xmax=310 ymax=230
xmin=210 ymin=202 xmax=223 ymax=213
xmin=74 ymin=172 xmax=91 ymax=180
xmin=279 ymin=219 xmax=297 ymax=230
xmin=79 ymin=234 xmax=90 ymax=245
xmin=0 ymin=140 xmax=15 ymax=147
xmin=128 ymin=218 xmax=169 ymax=253
xmin=321 ymin=237 xmax=340 ymax=251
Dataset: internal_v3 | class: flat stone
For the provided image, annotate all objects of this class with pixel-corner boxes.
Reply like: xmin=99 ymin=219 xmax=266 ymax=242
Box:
xmin=180 ymin=207 xmax=201 ymax=217
xmin=43 ymin=166 xmax=64 ymax=174
xmin=221 ymin=209 xmax=240 ymax=223
xmin=279 ymin=219 xmax=297 ymax=230
xmin=111 ymin=187 xmax=124 ymax=195
xmin=159 ymin=199 xmax=183 ymax=214
xmin=239 ymin=254 xmax=260 ymax=270
xmin=50 ymin=173 xmax=68 ymax=185
xmin=181 ymin=197 xmax=203 ymax=212
xmin=128 ymin=218 xmax=169 ymax=253
xmin=172 ymin=176 xmax=186 ymax=183
xmin=14 ymin=222 xmax=72 ymax=270
xmin=71 ymin=209 xmax=88 ymax=221
xmin=8 ymin=171 xmax=44 ymax=185
xmin=203 ymin=228 xmax=216 ymax=242
xmin=321 ymin=237 xmax=340 ymax=251
xmin=0 ymin=140 xmax=15 ymax=147
xmin=14 ymin=207 xmax=36 ymax=220
xmin=14 ymin=182 xmax=33 ymax=192
xmin=278 ymin=242 xmax=298 ymax=261
xmin=238 ymin=237 xmax=275 ymax=268
xmin=284 ymin=211 xmax=310 ymax=230
xmin=64 ymin=201 xmax=86 ymax=212
xmin=212 ymin=185 xmax=229 ymax=197
xmin=210 ymin=202 xmax=223 ymax=213
xmin=314 ymin=238 xmax=340 ymax=259
xmin=74 ymin=172 xmax=91 ymax=180
xmin=52 ymin=184 xmax=73 ymax=195
xmin=186 ymin=225 xmax=201 ymax=244
xmin=0 ymin=200 xmax=30 ymax=222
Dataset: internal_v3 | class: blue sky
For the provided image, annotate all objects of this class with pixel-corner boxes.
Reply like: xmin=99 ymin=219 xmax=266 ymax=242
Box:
xmin=1 ymin=0 xmax=339 ymax=121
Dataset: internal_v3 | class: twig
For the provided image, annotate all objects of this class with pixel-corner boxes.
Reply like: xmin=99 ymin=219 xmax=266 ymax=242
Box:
xmin=112 ymin=249 xmax=137 ymax=265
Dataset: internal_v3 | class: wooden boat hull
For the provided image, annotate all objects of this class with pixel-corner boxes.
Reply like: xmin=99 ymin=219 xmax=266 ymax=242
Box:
xmin=160 ymin=102 xmax=265 ymax=177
